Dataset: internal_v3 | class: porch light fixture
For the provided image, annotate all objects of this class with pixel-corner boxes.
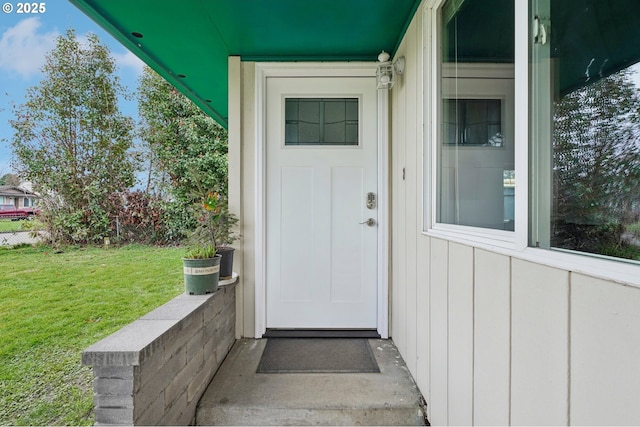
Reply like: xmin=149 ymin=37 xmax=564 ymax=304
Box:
xmin=376 ymin=50 xmax=405 ymax=90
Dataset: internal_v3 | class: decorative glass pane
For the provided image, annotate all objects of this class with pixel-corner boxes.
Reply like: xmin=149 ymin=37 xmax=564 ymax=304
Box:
xmin=285 ymin=98 xmax=359 ymax=145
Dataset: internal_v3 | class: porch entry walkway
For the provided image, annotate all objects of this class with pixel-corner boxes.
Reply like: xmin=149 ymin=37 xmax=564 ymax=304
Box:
xmin=196 ymin=338 xmax=428 ymax=426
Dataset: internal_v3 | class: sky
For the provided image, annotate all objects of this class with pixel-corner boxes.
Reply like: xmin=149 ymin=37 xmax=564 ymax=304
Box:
xmin=0 ymin=0 xmax=144 ymax=177
xmin=2 ymin=2 xmax=640 ymax=181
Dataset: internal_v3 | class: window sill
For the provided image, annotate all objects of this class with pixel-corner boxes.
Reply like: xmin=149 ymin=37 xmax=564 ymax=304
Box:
xmin=426 ymin=224 xmax=523 ymax=251
xmin=422 ymin=229 xmax=640 ymax=289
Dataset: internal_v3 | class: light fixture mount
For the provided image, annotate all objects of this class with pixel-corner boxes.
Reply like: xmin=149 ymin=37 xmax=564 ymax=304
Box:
xmin=376 ymin=50 xmax=405 ymax=90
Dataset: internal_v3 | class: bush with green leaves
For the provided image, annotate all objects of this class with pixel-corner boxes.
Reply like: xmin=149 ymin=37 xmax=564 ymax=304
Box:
xmin=187 ymin=188 xmax=239 ymax=250
xmin=137 ymin=67 xmax=229 ymax=242
xmin=109 ymin=190 xmax=171 ymax=244
xmin=10 ymin=29 xmax=136 ymax=245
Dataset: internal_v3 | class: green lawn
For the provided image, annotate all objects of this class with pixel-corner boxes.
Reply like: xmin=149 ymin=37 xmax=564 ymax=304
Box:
xmin=0 ymin=244 xmax=185 ymax=426
xmin=0 ymin=220 xmax=24 ymax=233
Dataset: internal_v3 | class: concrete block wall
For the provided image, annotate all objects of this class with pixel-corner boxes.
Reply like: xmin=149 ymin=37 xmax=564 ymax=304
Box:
xmin=82 ymin=283 xmax=236 ymax=426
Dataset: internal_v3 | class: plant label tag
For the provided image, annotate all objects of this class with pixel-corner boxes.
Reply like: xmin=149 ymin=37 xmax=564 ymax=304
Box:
xmin=184 ymin=265 xmax=220 ymax=275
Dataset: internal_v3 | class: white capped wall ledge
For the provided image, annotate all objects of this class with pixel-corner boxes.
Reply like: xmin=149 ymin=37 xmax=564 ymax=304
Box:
xmin=218 ymin=272 xmax=239 ymax=286
xmin=82 ymin=278 xmax=237 ymax=426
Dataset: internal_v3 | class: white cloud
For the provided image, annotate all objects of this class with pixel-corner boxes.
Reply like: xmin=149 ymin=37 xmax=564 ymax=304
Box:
xmin=113 ymin=50 xmax=145 ymax=76
xmin=0 ymin=18 xmax=58 ymax=79
xmin=0 ymin=19 xmax=144 ymax=81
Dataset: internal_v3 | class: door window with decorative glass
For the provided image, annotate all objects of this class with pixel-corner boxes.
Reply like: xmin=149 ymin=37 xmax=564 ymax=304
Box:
xmin=285 ymin=98 xmax=359 ymax=146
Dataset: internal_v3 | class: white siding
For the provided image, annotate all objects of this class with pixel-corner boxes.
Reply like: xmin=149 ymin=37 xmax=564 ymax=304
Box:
xmin=570 ymin=274 xmax=640 ymax=425
xmin=473 ymin=249 xmax=510 ymax=425
xmin=228 ymin=56 xmax=244 ymax=339
xmin=415 ymin=234 xmax=431 ymax=399
xmin=392 ymin=5 xmax=422 ymax=378
xmin=388 ymin=3 xmax=640 ymax=426
xmin=428 ymin=237 xmax=448 ymax=425
xmin=447 ymin=243 xmax=474 ymax=426
xmin=511 ymin=259 xmax=568 ymax=425
xmin=233 ymin=60 xmax=257 ymax=338
xmin=392 ymin=63 xmax=408 ymax=350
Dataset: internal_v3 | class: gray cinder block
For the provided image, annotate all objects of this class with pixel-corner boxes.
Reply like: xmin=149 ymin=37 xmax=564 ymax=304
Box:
xmin=83 ymin=281 xmax=238 ymax=426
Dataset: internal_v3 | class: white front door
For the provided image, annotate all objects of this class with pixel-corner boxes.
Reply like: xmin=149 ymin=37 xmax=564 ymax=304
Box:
xmin=266 ymin=76 xmax=378 ymax=329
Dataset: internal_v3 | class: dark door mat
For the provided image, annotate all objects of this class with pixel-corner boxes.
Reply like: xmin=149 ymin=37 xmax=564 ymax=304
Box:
xmin=263 ymin=329 xmax=381 ymax=338
xmin=256 ymin=338 xmax=380 ymax=373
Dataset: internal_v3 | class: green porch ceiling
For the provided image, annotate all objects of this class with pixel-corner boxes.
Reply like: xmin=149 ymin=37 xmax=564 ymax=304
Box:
xmin=69 ymin=0 xmax=422 ymax=128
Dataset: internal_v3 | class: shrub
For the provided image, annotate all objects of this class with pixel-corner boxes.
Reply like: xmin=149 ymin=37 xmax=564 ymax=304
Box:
xmin=109 ymin=190 xmax=172 ymax=244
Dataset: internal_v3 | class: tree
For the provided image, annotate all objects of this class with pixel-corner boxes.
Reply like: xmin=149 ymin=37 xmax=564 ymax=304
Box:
xmin=137 ymin=66 xmax=228 ymax=240
xmin=10 ymin=29 xmax=136 ymax=244
xmin=0 ymin=173 xmax=19 ymax=186
xmin=552 ymin=68 xmax=640 ymax=256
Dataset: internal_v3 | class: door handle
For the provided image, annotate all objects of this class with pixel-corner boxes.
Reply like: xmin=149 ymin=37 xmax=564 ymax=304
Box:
xmin=359 ymin=218 xmax=376 ymax=227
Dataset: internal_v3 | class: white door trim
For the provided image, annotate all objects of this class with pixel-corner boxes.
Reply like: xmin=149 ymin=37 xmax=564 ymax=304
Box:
xmin=254 ymin=62 xmax=389 ymax=338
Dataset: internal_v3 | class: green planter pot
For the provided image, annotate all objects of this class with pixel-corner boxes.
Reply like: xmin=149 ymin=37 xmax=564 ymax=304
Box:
xmin=182 ymin=255 xmax=221 ymax=295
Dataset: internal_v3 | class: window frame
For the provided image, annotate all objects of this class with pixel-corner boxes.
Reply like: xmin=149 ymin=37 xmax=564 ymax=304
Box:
xmin=421 ymin=0 xmax=640 ymax=288
xmin=423 ymin=0 xmax=529 ymax=250
xmin=528 ymin=0 xmax=640 ymax=268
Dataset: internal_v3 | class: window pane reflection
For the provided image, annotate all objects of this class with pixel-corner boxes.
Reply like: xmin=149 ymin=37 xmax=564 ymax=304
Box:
xmin=531 ymin=0 xmax=640 ymax=261
xmin=438 ymin=0 xmax=515 ymax=231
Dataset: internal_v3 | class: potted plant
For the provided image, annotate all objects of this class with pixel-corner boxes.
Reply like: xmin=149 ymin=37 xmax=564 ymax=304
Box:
xmin=198 ymin=190 xmax=238 ymax=280
xmin=182 ymin=243 xmax=221 ymax=295
xmin=183 ymin=189 xmax=238 ymax=293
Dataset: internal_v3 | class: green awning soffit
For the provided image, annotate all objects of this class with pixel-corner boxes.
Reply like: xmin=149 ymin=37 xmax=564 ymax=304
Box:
xmin=69 ymin=0 xmax=422 ymax=128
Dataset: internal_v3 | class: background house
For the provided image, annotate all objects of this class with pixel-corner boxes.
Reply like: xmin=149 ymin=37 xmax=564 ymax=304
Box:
xmin=0 ymin=185 xmax=38 ymax=208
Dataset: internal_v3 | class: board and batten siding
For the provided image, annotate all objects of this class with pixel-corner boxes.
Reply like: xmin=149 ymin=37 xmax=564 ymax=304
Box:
xmin=229 ymin=58 xmax=258 ymax=338
xmin=390 ymin=4 xmax=640 ymax=425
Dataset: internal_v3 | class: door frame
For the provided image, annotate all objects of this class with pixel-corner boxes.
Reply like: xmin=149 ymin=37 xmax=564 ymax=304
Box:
xmin=253 ymin=62 xmax=390 ymax=338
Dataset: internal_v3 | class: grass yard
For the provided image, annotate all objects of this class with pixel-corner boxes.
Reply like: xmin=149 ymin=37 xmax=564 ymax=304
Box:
xmin=0 ymin=220 xmax=24 ymax=233
xmin=0 ymin=244 xmax=185 ymax=425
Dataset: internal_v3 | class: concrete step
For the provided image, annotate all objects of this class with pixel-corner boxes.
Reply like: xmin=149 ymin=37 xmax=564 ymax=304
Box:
xmin=196 ymin=338 xmax=427 ymax=426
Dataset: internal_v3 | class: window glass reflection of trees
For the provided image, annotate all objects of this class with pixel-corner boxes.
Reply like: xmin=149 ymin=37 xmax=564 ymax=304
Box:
xmin=552 ymin=65 xmax=640 ymax=260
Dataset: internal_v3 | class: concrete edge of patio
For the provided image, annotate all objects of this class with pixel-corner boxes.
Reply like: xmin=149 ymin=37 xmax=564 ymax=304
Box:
xmin=196 ymin=338 xmax=428 ymax=426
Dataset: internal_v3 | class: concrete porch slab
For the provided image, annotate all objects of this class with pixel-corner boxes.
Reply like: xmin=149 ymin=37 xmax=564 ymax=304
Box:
xmin=196 ymin=338 xmax=427 ymax=426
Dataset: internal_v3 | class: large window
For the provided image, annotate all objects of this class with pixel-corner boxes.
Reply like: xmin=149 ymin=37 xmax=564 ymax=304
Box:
xmin=437 ymin=0 xmax=515 ymax=232
xmin=531 ymin=0 xmax=640 ymax=262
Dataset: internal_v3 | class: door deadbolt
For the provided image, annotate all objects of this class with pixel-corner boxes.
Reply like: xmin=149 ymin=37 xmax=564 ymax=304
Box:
xmin=359 ymin=218 xmax=376 ymax=227
xmin=366 ymin=192 xmax=376 ymax=210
